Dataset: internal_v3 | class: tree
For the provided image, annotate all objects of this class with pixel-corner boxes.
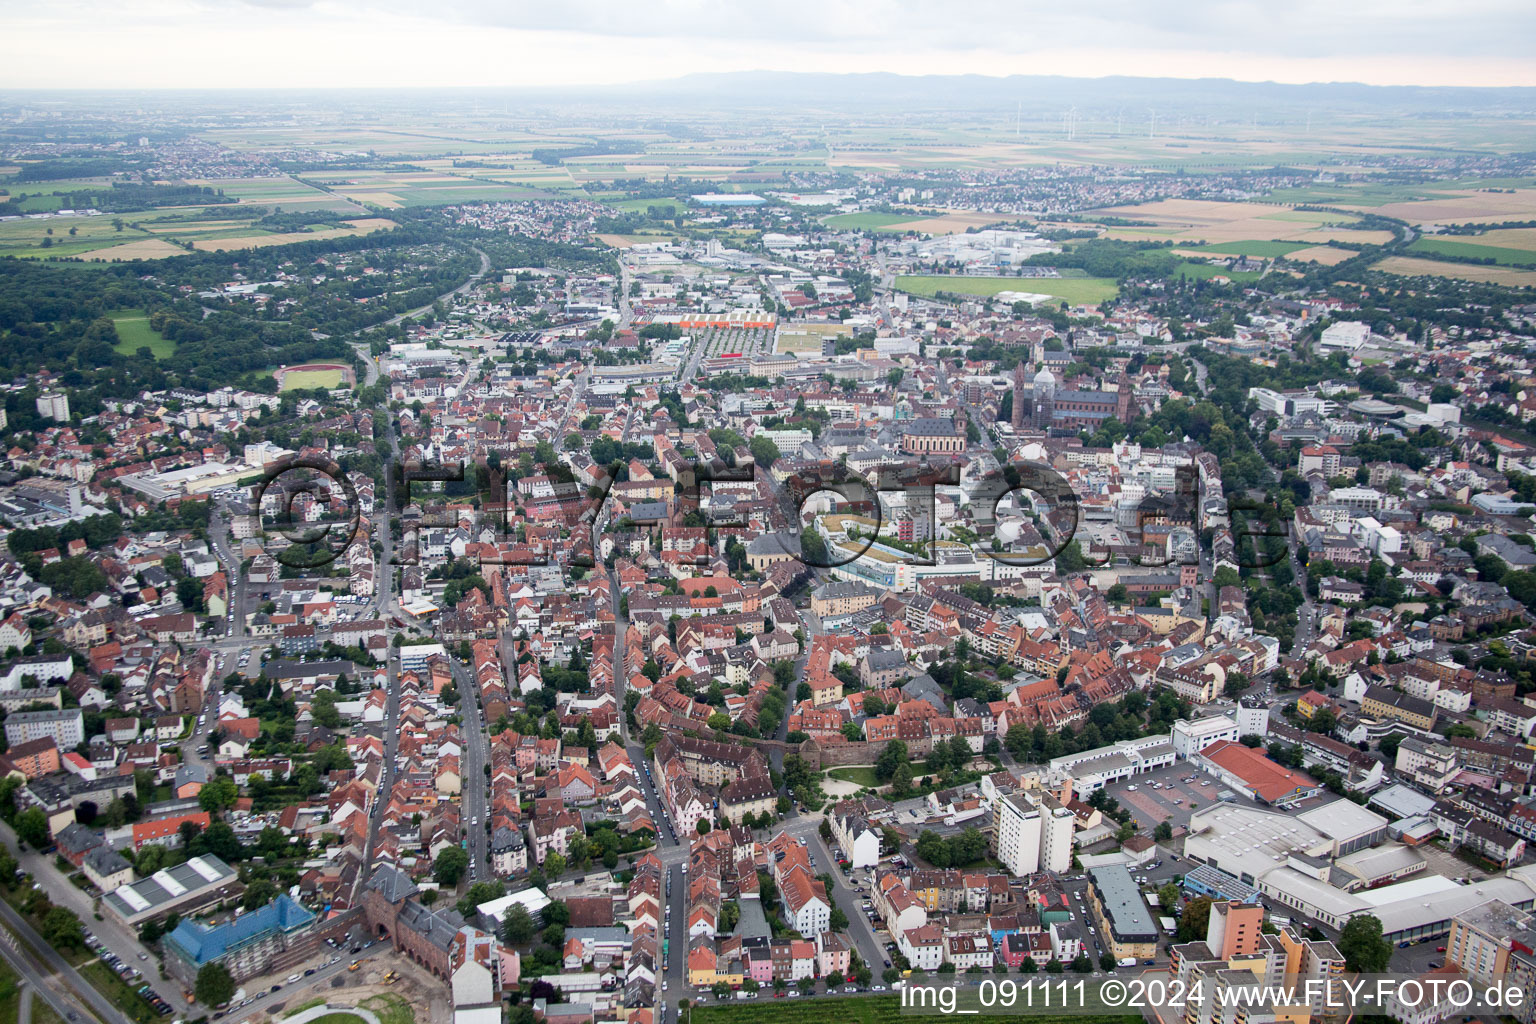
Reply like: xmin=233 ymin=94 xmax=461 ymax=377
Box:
xmin=1071 ymin=953 xmax=1092 ymax=973
xmin=15 ymin=808 xmax=47 ymax=849
xmin=1154 ymin=820 xmax=1173 ymax=842
xmin=434 ymin=847 xmax=469 ymax=886
xmin=42 ymin=906 xmax=84 ymax=949
xmin=195 ymin=962 xmax=236 ymax=1007
xmin=1099 ymin=952 xmax=1116 ymax=972
xmin=242 ymin=879 xmax=278 ymax=912
xmin=1337 ymin=915 xmax=1393 ymax=974
xmin=503 ymin=904 xmax=535 ymax=945
xmin=749 ymin=435 xmax=781 ymax=468
xmin=830 ymin=904 xmax=849 ymax=931
xmin=544 ymin=852 xmax=567 ymax=878
xmin=1157 ymin=882 xmax=1181 ymax=911
xmin=1178 ymin=897 xmax=1213 ymax=943
xmin=1021 ymin=957 xmax=1038 ymax=974
xmin=199 ymin=775 xmax=239 ymax=814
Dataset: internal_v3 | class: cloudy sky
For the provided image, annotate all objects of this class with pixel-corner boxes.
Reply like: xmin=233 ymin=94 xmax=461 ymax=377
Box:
xmin=3 ymin=0 xmax=1534 ymax=90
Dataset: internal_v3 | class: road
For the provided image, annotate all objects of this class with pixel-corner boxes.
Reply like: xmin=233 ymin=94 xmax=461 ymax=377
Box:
xmin=450 ymin=653 xmax=490 ymax=881
xmin=0 ymin=894 xmax=135 ymax=1024
xmin=0 ymin=820 xmax=185 ymax=1011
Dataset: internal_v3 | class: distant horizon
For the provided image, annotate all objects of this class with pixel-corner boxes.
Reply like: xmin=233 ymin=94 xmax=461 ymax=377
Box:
xmin=3 ymin=1 xmax=1535 ymax=92
xmin=3 ymin=68 xmax=1536 ymax=95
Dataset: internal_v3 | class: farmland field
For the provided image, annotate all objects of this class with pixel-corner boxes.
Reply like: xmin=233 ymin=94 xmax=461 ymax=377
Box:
xmin=1372 ymin=256 xmax=1536 ymax=287
xmin=1091 ymin=199 xmax=1386 ymax=246
xmin=1283 ymin=245 xmax=1359 ymax=265
xmin=895 ymin=275 xmax=1119 ymax=305
xmin=1406 ymin=237 xmax=1536 ymax=266
xmin=1177 ymin=240 xmax=1308 ymax=258
xmin=192 ymin=218 xmax=396 ymax=251
xmin=823 ymin=212 xmax=926 ymax=230
xmin=109 ymin=310 xmax=175 ymax=358
xmin=78 ymin=238 xmax=189 ymax=260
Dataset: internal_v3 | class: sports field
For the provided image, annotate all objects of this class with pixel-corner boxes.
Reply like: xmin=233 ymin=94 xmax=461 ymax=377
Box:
xmin=1177 ymin=240 xmax=1309 ymax=258
xmin=895 ymin=275 xmax=1118 ymax=305
xmin=280 ymin=369 xmax=346 ymax=391
xmin=108 ymin=310 xmax=175 ymax=358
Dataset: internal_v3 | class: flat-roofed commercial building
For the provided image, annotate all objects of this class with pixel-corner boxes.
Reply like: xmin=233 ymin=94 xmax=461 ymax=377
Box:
xmin=102 ymin=855 xmax=239 ymax=927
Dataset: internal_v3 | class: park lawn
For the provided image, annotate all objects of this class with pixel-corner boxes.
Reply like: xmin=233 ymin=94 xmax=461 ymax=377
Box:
xmin=826 ymin=766 xmax=880 ymax=787
xmin=894 ymin=275 xmax=1118 ymax=305
xmin=691 ymin=996 xmax=1140 ymax=1024
xmin=80 ymin=960 xmax=161 ymax=1024
xmin=108 ymin=310 xmax=176 ymax=358
xmin=823 ymin=212 xmax=925 ymax=230
xmin=1407 ymin=237 xmax=1536 ymax=266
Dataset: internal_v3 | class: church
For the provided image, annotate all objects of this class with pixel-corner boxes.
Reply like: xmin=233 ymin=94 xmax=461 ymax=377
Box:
xmin=1012 ymin=363 xmax=1134 ymax=434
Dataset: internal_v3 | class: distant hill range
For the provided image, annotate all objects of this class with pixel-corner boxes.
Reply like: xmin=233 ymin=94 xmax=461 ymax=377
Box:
xmin=602 ymin=70 xmax=1536 ymax=114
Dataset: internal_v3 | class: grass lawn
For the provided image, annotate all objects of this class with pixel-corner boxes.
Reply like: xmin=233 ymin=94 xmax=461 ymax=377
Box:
xmin=690 ymin=995 xmax=1140 ymax=1024
xmin=1180 ymin=240 xmax=1308 ymax=258
xmin=361 ymin=992 xmax=416 ymax=1024
xmin=826 ymin=766 xmax=881 ymax=787
xmin=80 ymin=960 xmax=160 ymax=1024
xmin=1407 ymin=237 xmax=1536 ymax=267
xmin=108 ymin=310 xmax=176 ymax=358
xmin=304 ymin=1014 xmax=370 ymax=1024
xmin=280 ymin=369 xmax=345 ymax=390
xmin=0 ymin=954 xmax=20 ymax=1024
xmin=894 ymin=275 xmax=1118 ymax=304
xmin=1172 ymin=262 xmax=1264 ymax=283
xmin=33 ymin=999 xmax=67 ymax=1024
xmin=823 ymin=212 xmax=925 ymax=230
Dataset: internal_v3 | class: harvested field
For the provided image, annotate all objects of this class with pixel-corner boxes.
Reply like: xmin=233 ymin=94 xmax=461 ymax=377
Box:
xmin=1284 ymin=246 xmax=1359 ymax=265
xmin=192 ymin=218 xmax=395 ymax=251
xmin=1468 ymin=227 xmax=1536 ymax=251
xmin=345 ymin=193 xmax=404 ymax=208
xmin=1349 ymin=189 xmax=1536 ymax=225
xmin=900 ymin=210 xmax=1009 ymax=235
xmin=1372 ymin=256 xmax=1536 ymax=287
xmin=78 ymin=238 xmax=187 ymax=260
xmin=1094 ymin=199 xmax=1370 ymax=245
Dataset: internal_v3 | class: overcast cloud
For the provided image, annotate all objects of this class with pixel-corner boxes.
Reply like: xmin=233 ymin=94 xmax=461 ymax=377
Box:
xmin=1 ymin=0 xmax=1532 ymax=89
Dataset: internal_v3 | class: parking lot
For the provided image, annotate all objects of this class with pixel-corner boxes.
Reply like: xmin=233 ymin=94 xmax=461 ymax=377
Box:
xmin=1102 ymin=762 xmax=1227 ymax=832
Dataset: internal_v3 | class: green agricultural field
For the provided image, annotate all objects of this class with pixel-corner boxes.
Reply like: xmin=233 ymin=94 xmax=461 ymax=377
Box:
xmin=280 ymin=369 xmax=345 ymax=391
xmin=0 ymin=214 xmax=153 ymax=257
xmin=823 ymin=212 xmax=925 ymax=230
xmin=894 ymin=275 xmax=1118 ymax=305
xmin=1407 ymin=237 xmax=1536 ymax=267
xmin=609 ymin=196 xmax=686 ymax=215
xmin=109 ymin=310 xmax=175 ymax=358
xmin=1181 ymin=240 xmax=1308 ymax=258
xmin=691 ymin=996 xmax=1139 ymax=1024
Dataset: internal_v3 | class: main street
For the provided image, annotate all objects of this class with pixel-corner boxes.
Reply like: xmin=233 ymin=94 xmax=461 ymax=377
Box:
xmin=449 ymin=653 xmax=490 ymax=880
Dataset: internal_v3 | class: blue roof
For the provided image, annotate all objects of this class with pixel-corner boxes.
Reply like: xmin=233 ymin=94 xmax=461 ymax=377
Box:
xmin=164 ymin=895 xmax=314 ymax=966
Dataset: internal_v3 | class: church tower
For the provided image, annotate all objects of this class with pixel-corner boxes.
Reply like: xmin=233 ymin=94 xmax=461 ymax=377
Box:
xmin=1011 ymin=362 xmax=1027 ymax=432
xmin=1032 ymin=367 xmax=1057 ymax=431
